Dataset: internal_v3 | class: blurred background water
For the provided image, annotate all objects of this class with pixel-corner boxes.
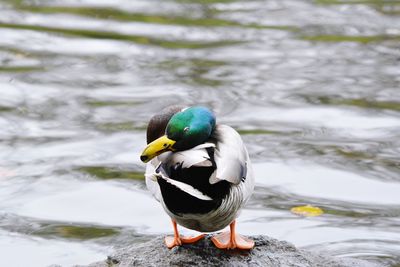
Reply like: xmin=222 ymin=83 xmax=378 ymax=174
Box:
xmin=0 ymin=0 xmax=400 ymax=266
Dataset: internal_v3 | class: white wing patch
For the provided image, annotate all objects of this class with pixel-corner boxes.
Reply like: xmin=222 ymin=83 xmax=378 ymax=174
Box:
xmin=165 ymin=143 xmax=215 ymax=169
xmin=210 ymin=125 xmax=248 ymax=185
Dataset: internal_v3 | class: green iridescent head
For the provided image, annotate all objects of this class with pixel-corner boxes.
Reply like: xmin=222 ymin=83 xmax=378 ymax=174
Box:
xmin=140 ymin=106 xmax=216 ymax=163
xmin=166 ymin=106 xmax=216 ymax=150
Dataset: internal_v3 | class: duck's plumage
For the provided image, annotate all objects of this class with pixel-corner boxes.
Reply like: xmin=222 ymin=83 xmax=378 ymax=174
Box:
xmin=144 ymin=106 xmax=254 ymax=233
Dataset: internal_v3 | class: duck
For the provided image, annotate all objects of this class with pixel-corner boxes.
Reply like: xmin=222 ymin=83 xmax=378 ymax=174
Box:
xmin=140 ymin=105 xmax=255 ymax=250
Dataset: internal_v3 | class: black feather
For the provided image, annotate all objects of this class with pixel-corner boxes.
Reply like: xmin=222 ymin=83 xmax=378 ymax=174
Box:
xmin=157 ymin=147 xmax=231 ymax=215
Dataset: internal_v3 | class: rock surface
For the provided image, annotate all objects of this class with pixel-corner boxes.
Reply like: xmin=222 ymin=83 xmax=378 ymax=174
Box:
xmin=84 ymin=235 xmax=380 ymax=267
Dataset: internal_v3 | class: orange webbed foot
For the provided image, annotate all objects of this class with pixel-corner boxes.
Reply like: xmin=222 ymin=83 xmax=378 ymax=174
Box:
xmin=165 ymin=219 xmax=205 ymax=249
xmin=211 ymin=232 xmax=254 ymax=250
xmin=165 ymin=235 xmax=182 ymax=249
xmin=211 ymin=220 xmax=254 ymax=250
xmin=165 ymin=234 xmax=205 ymax=249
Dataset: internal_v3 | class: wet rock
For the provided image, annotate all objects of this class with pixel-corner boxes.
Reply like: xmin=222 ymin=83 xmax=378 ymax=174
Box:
xmin=83 ymin=235 xmax=379 ymax=267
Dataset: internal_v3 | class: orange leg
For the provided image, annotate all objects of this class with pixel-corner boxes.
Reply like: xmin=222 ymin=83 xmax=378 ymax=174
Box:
xmin=211 ymin=220 xmax=254 ymax=250
xmin=164 ymin=219 xmax=205 ymax=249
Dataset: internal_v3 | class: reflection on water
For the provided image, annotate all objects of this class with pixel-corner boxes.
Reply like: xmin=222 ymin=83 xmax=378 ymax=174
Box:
xmin=0 ymin=0 xmax=399 ymax=266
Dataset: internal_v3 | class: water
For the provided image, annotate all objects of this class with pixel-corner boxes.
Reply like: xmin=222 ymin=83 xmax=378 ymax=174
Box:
xmin=0 ymin=0 xmax=399 ymax=266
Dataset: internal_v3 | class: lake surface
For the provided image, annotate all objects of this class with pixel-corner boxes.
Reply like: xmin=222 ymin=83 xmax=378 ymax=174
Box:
xmin=0 ymin=0 xmax=400 ymax=266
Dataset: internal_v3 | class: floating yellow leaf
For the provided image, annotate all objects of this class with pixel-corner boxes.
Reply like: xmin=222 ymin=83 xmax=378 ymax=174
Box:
xmin=291 ymin=205 xmax=324 ymax=217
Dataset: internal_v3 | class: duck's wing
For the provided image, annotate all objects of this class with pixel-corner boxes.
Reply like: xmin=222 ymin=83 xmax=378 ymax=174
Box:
xmin=154 ymin=143 xmax=230 ymax=215
xmin=210 ymin=125 xmax=251 ymax=185
xmin=145 ymin=105 xmax=185 ymax=202
xmin=147 ymin=143 xmax=223 ymax=210
xmin=155 ymin=144 xmax=217 ymax=202
xmin=167 ymin=143 xmax=215 ymax=168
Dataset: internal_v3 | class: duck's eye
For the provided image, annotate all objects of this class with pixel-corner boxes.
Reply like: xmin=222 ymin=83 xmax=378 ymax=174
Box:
xmin=183 ymin=127 xmax=190 ymax=133
xmin=163 ymin=143 xmax=168 ymax=147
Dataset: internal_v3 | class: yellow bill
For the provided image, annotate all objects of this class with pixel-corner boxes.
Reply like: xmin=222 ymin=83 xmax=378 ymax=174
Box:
xmin=140 ymin=135 xmax=176 ymax=163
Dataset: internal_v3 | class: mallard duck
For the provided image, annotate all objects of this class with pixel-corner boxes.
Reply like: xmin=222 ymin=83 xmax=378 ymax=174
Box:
xmin=140 ymin=105 xmax=254 ymax=250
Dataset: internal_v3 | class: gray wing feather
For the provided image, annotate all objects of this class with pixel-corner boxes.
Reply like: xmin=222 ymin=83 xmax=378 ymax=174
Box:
xmin=209 ymin=125 xmax=249 ymax=185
